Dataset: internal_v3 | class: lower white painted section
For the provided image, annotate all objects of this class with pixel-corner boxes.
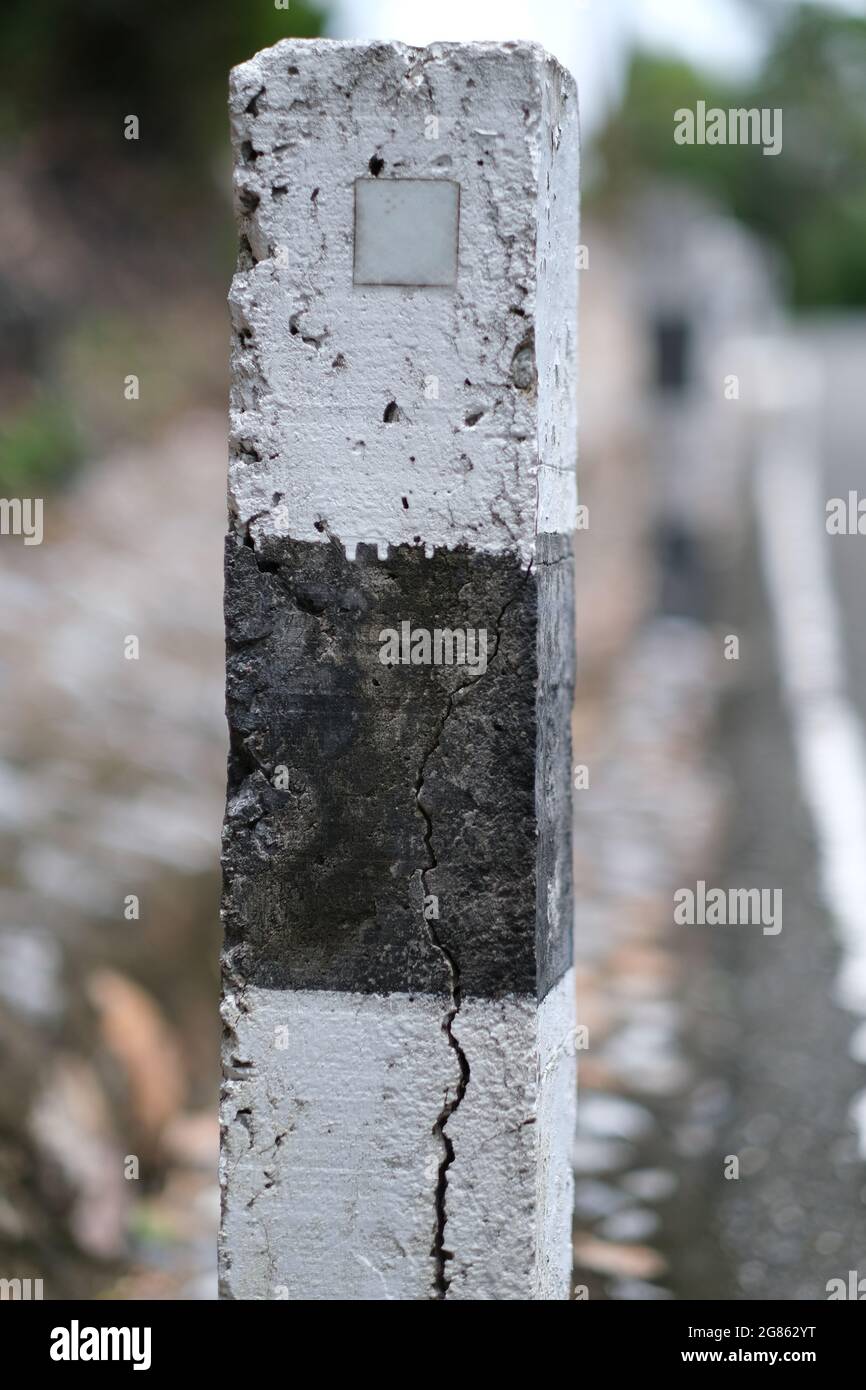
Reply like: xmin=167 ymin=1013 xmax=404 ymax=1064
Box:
xmin=220 ymin=986 xmax=456 ymax=1301
xmin=535 ymin=966 xmax=579 ymax=1298
xmin=220 ymin=974 xmax=575 ymax=1300
xmin=446 ymin=968 xmax=576 ymax=1301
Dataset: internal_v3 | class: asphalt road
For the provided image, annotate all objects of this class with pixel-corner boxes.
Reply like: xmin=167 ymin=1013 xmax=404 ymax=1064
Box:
xmin=690 ymin=321 xmax=866 ymax=1300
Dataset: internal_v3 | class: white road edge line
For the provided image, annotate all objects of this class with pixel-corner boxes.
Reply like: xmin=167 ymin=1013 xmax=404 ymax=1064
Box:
xmin=755 ymin=404 xmax=866 ymax=1153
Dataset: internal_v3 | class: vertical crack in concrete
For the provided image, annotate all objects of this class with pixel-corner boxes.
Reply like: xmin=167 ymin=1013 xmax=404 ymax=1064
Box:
xmin=413 ymin=560 xmax=533 ymax=1298
xmin=415 ymin=701 xmax=470 ymax=1300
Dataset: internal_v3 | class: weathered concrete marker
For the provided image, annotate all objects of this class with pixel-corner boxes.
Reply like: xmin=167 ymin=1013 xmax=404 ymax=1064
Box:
xmin=221 ymin=38 xmax=579 ymax=1301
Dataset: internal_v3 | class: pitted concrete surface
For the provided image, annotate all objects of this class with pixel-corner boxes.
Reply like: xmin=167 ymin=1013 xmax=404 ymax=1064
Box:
xmin=219 ymin=986 xmax=455 ymax=1300
xmin=221 ymin=38 xmax=579 ymax=1301
xmin=226 ymin=39 xmax=578 ymax=561
xmin=219 ymin=974 xmax=575 ymax=1301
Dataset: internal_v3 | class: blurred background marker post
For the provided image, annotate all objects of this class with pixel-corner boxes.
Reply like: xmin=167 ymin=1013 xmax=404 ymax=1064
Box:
xmin=219 ymin=37 xmax=579 ymax=1300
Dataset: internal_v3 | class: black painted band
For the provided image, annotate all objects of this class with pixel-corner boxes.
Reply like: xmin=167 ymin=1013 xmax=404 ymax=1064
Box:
xmin=222 ymin=533 xmax=574 ymax=1001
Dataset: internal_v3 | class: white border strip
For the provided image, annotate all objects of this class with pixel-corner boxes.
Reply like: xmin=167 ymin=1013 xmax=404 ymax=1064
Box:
xmin=755 ymin=399 xmax=866 ymax=1151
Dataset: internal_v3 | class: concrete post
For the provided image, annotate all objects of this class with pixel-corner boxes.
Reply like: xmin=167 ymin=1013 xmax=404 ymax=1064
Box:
xmin=220 ymin=38 xmax=579 ymax=1301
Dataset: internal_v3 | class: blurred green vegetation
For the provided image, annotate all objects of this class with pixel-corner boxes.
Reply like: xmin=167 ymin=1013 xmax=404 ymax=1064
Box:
xmin=0 ymin=395 xmax=83 ymax=493
xmin=0 ymin=0 xmax=325 ymax=163
xmin=591 ymin=3 xmax=866 ymax=308
xmin=62 ymin=304 xmax=228 ymax=437
xmin=0 ymin=0 xmax=326 ymax=490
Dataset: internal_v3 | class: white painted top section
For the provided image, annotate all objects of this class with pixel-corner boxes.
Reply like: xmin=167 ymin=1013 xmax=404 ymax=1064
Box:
xmin=228 ymin=39 xmax=579 ymax=559
xmin=354 ymin=178 xmax=459 ymax=286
